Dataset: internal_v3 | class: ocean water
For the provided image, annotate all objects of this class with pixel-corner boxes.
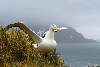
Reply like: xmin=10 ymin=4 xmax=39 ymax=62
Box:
xmin=57 ymin=43 xmax=100 ymax=67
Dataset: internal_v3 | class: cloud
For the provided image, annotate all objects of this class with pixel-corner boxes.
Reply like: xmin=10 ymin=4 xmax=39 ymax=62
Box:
xmin=0 ymin=0 xmax=100 ymax=40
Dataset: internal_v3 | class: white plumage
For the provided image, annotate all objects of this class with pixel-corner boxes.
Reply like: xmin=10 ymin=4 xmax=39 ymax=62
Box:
xmin=32 ymin=24 xmax=67 ymax=52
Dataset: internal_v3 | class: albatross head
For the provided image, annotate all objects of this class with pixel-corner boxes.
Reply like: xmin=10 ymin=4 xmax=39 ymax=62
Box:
xmin=50 ymin=24 xmax=68 ymax=32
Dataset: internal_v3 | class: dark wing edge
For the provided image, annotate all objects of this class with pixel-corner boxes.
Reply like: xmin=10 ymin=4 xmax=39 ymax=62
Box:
xmin=4 ymin=22 xmax=42 ymax=44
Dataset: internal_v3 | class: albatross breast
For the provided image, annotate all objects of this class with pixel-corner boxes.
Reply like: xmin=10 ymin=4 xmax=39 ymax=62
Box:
xmin=38 ymin=38 xmax=57 ymax=52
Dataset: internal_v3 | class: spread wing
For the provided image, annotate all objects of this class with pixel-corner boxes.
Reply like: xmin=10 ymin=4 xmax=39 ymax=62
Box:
xmin=5 ymin=22 xmax=42 ymax=44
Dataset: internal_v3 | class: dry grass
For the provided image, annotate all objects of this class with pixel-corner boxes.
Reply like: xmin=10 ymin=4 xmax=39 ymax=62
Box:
xmin=0 ymin=25 xmax=66 ymax=67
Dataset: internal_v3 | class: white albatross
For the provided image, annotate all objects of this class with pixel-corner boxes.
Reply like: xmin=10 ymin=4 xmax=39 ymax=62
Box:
xmin=5 ymin=23 xmax=67 ymax=52
xmin=33 ymin=24 xmax=68 ymax=52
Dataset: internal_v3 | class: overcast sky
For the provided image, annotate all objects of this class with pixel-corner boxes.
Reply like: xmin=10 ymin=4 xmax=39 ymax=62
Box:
xmin=0 ymin=0 xmax=100 ymax=40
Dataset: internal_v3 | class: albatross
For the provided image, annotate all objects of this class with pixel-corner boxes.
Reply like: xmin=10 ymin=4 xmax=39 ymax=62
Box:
xmin=5 ymin=22 xmax=67 ymax=52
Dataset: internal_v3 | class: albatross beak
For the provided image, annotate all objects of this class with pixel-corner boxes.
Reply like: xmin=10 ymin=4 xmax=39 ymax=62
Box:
xmin=59 ymin=27 xmax=68 ymax=30
xmin=51 ymin=24 xmax=68 ymax=32
xmin=54 ymin=27 xmax=68 ymax=32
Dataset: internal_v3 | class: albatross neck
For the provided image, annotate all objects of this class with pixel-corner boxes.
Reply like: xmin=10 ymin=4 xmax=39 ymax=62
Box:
xmin=44 ymin=28 xmax=54 ymax=40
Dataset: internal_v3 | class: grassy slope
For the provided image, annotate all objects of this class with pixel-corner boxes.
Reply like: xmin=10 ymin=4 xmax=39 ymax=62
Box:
xmin=0 ymin=25 xmax=67 ymax=67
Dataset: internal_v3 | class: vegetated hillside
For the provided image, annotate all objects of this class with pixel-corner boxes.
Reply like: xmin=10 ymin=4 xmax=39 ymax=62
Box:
xmin=0 ymin=25 xmax=66 ymax=67
xmin=28 ymin=24 xmax=96 ymax=43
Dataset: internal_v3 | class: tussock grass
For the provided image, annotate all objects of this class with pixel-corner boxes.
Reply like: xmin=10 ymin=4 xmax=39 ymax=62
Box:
xmin=0 ymin=25 xmax=66 ymax=67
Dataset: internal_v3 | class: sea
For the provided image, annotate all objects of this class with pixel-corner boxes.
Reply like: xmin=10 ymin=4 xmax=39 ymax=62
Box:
xmin=57 ymin=43 xmax=100 ymax=67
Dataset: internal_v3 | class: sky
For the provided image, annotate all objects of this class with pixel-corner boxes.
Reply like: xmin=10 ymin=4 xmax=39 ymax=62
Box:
xmin=0 ymin=0 xmax=100 ymax=40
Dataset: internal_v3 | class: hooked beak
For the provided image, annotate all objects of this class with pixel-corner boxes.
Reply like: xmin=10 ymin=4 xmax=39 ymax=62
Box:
xmin=51 ymin=24 xmax=68 ymax=32
xmin=53 ymin=27 xmax=68 ymax=32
